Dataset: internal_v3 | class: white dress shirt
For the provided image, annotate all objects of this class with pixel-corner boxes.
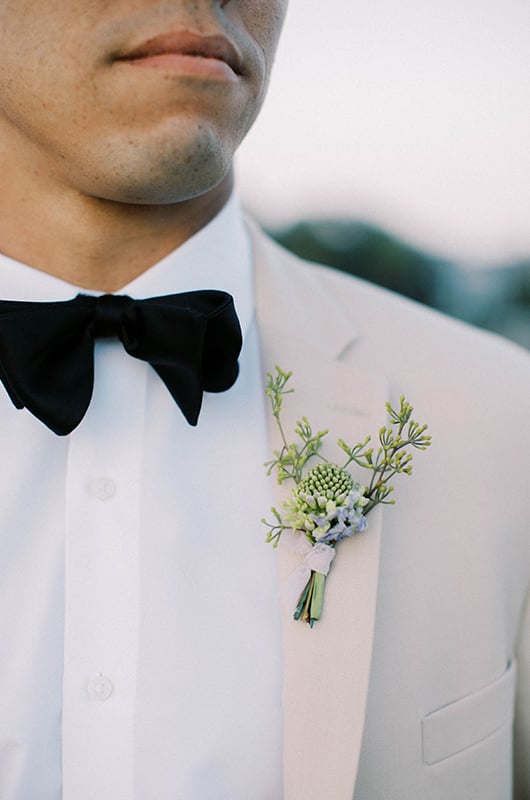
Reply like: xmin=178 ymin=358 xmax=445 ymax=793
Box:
xmin=0 ymin=196 xmax=283 ymax=800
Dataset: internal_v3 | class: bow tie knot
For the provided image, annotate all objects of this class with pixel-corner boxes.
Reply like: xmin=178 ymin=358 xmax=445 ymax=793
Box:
xmin=0 ymin=290 xmax=242 ymax=435
xmin=89 ymin=294 xmax=136 ymax=341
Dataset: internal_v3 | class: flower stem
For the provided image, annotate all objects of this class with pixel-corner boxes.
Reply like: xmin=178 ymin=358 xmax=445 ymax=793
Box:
xmin=293 ymin=576 xmax=312 ymax=621
xmin=309 ymin=572 xmax=327 ymax=626
xmin=300 ymin=574 xmax=315 ymax=623
xmin=293 ymin=572 xmax=328 ymax=626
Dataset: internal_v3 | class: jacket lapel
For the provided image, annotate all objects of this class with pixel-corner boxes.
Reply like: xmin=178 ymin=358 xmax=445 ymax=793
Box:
xmin=251 ymin=224 xmax=388 ymax=799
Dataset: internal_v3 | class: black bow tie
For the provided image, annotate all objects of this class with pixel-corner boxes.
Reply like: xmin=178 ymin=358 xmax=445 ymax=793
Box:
xmin=0 ymin=290 xmax=242 ymax=435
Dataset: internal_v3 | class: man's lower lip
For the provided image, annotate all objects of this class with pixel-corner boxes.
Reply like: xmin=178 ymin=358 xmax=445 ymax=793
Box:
xmin=121 ymin=53 xmax=238 ymax=81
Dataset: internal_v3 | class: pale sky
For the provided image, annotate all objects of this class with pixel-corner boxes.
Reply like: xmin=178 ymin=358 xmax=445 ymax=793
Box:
xmin=236 ymin=0 xmax=530 ymax=265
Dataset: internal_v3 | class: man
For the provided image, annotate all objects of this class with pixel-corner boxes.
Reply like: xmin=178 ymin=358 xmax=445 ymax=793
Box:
xmin=0 ymin=2 xmax=528 ymax=799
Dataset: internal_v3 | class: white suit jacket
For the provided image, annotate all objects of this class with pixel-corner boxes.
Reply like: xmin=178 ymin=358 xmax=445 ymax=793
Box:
xmin=250 ymin=222 xmax=530 ymax=800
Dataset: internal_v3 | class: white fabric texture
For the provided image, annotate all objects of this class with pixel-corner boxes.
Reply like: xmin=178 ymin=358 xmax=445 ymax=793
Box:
xmin=0 ymin=197 xmax=283 ymax=800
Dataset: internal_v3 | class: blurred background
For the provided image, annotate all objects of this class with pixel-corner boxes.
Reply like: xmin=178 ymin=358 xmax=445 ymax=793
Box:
xmin=235 ymin=0 xmax=530 ymax=348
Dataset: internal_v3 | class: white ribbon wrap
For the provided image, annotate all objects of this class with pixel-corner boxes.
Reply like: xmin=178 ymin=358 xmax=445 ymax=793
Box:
xmin=280 ymin=530 xmax=336 ymax=614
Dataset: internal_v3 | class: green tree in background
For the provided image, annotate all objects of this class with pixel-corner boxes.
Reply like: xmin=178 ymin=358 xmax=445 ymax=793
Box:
xmin=269 ymin=219 xmax=530 ymax=350
xmin=270 ymin=220 xmax=439 ymax=307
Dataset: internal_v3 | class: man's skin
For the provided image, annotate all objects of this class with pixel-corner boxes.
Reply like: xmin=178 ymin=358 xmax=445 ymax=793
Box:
xmin=0 ymin=0 xmax=287 ymax=292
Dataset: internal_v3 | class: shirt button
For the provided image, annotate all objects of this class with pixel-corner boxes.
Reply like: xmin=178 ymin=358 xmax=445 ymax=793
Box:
xmin=87 ymin=674 xmax=114 ymax=702
xmin=88 ymin=477 xmax=116 ymax=501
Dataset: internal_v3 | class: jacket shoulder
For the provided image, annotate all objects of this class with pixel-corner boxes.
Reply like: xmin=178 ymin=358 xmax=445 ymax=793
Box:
xmin=252 ymin=225 xmax=530 ymax=382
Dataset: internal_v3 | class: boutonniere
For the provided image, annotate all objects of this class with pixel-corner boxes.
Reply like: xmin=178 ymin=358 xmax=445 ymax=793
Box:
xmin=262 ymin=367 xmax=431 ymax=627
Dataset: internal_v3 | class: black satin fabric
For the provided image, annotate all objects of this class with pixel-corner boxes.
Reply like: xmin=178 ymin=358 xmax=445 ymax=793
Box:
xmin=0 ymin=291 xmax=242 ymax=435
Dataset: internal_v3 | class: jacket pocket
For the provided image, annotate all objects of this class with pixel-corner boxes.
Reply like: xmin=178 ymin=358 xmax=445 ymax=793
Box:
xmin=422 ymin=660 xmax=516 ymax=766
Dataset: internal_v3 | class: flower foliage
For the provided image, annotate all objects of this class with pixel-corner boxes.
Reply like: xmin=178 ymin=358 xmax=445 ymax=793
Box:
xmin=262 ymin=366 xmax=431 ymax=625
xmin=283 ymin=462 xmax=368 ymax=544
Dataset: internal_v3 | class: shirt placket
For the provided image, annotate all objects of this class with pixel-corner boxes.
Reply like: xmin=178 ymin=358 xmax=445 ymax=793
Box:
xmin=62 ymin=341 xmax=147 ymax=800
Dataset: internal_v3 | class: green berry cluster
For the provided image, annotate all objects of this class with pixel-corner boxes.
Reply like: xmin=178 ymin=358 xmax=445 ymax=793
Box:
xmin=296 ymin=463 xmax=353 ymax=508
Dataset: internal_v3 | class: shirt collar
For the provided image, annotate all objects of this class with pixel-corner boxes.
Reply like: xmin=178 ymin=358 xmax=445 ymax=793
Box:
xmin=0 ymin=193 xmax=253 ymax=336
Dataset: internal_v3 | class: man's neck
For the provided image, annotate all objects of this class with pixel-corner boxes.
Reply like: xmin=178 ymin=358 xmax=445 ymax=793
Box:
xmin=0 ymin=166 xmax=233 ymax=293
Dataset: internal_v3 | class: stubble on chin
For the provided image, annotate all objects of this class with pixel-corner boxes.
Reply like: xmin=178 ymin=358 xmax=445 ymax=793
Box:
xmin=73 ymin=114 xmax=235 ymax=206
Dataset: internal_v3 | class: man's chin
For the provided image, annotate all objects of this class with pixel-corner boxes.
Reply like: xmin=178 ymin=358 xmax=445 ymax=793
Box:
xmin=77 ymin=128 xmax=234 ymax=206
xmin=93 ymin=174 xmax=226 ymax=206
